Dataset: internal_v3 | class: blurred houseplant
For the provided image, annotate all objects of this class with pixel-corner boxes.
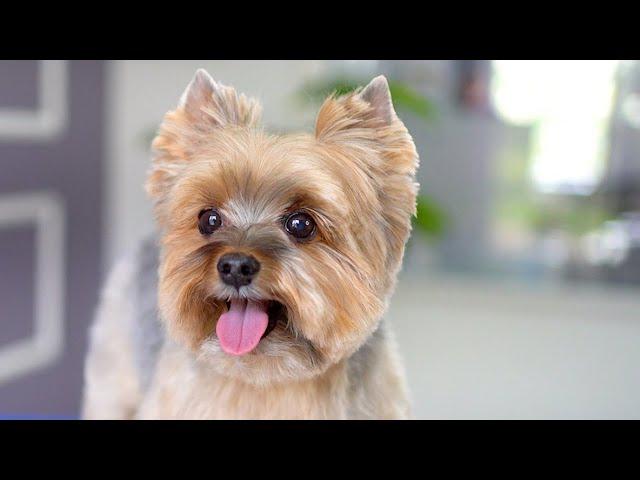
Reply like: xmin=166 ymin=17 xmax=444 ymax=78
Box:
xmin=297 ymin=76 xmax=446 ymax=241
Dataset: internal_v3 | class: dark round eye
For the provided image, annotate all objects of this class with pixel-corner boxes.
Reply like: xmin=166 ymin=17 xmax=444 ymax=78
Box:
xmin=198 ymin=208 xmax=222 ymax=235
xmin=284 ymin=212 xmax=316 ymax=240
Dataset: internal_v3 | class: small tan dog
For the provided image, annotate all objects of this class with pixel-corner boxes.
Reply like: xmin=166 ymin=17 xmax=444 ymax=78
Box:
xmin=82 ymin=69 xmax=419 ymax=419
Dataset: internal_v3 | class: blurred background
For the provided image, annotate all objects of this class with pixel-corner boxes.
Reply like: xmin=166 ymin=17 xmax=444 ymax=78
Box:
xmin=1 ymin=60 xmax=639 ymax=419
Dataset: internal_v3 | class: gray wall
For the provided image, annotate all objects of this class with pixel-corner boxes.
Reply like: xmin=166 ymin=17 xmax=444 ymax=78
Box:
xmin=0 ymin=61 xmax=105 ymax=417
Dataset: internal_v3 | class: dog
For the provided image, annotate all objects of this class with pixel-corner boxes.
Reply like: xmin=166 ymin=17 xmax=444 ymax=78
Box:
xmin=82 ymin=69 xmax=419 ymax=419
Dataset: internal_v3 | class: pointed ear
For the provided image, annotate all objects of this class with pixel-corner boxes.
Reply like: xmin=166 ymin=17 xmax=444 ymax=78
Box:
xmin=315 ymin=75 xmax=419 ymax=271
xmin=179 ymin=69 xmax=217 ymax=119
xmin=147 ymin=70 xmax=261 ymax=205
xmin=178 ymin=68 xmax=262 ymax=127
xmin=358 ymin=75 xmax=396 ymax=125
xmin=315 ymin=75 xmax=398 ymax=140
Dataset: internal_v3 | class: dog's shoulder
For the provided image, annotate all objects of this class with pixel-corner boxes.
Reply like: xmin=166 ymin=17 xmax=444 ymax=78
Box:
xmin=128 ymin=235 xmax=165 ymax=392
xmin=95 ymin=234 xmax=165 ymax=391
xmin=83 ymin=234 xmax=165 ymax=418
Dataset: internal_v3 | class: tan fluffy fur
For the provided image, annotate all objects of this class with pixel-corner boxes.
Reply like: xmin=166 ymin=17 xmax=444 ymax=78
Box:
xmin=82 ymin=70 xmax=418 ymax=419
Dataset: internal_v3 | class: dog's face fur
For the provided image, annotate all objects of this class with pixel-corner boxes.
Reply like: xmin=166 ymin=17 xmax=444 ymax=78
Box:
xmin=147 ymin=70 xmax=418 ymax=386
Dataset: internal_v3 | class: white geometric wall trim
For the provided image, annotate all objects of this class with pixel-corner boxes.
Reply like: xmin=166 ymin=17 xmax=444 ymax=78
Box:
xmin=0 ymin=191 xmax=66 ymax=385
xmin=0 ymin=61 xmax=68 ymax=141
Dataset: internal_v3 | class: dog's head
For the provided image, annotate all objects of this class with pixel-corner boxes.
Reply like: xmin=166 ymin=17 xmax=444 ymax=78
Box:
xmin=147 ymin=69 xmax=418 ymax=385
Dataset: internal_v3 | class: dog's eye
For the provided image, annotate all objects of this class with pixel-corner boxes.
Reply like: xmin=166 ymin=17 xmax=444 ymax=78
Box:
xmin=284 ymin=212 xmax=316 ymax=240
xmin=198 ymin=208 xmax=222 ymax=235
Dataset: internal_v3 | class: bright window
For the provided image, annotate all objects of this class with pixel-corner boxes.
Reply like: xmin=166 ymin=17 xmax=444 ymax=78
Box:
xmin=491 ymin=60 xmax=620 ymax=194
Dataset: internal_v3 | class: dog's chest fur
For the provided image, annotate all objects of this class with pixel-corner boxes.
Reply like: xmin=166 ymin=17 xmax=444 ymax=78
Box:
xmin=136 ymin=344 xmax=352 ymax=419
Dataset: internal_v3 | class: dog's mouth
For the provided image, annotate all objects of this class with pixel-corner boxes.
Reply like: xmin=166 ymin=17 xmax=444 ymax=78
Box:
xmin=216 ymin=299 xmax=287 ymax=356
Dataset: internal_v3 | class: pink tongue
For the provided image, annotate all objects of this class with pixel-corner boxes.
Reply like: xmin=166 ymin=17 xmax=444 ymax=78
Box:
xmin=216 ymin=299 xmax=269 ymax=355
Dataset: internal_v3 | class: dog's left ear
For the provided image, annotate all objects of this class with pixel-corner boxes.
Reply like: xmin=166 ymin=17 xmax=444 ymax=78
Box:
xmin=315 ymin=75 xmax=398 ymax=139
xmin=358 ymin=75 xmax=396 ymax=125
xmin=315 ymin=75 xmax=419 ymax=274
xmin=314 ymin=74 xmax=418 ymax=183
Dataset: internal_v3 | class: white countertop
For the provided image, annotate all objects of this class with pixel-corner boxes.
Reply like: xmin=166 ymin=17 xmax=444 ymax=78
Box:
xmin=387 ymin=271 xmax=640 ymax=419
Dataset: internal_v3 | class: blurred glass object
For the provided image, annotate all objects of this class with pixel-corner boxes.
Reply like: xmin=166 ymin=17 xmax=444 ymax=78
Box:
xmin=583 ymin=219 xmax=632 ymax=267
xmin=455 ymin=60 xmax=493 ymax=113
xmin=621 ymin=93 xmax=640 ymax=129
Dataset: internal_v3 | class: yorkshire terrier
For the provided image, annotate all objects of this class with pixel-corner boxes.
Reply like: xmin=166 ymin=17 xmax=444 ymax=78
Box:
xmin=82 ymin=69 xmax=419 ymax=419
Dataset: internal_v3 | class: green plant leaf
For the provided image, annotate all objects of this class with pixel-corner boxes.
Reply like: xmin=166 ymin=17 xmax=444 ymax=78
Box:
xmin=414 ymin=195 xmax=446 ymax=238
xmin=387 ymin=81 xmax=433 ymax=121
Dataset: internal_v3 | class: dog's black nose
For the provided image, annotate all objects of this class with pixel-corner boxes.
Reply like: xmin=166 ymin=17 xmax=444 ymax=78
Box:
xmin=217 ymin=253 xmax=261 ymax=289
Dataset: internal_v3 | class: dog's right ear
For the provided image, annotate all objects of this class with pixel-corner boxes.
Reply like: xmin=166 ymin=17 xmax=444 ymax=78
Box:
xmin=179 ymin=69 xmax=262 ymax=128
xmin=147 ymin=69 xmax=262 ymax=203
